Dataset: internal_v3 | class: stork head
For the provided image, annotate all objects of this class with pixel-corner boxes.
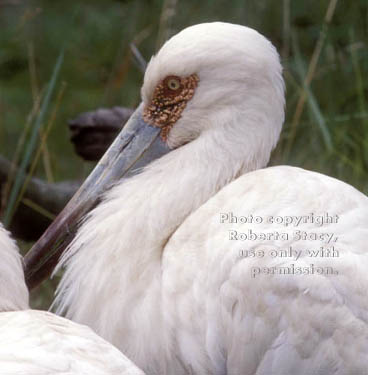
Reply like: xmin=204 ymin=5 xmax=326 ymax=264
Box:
xmin=0 ymin=224 xmax=29 ymax=311
xmin=142 ymin=22 xmax=284 ymax=153
xmin=24 ymin=22 xmax=285 ymax=289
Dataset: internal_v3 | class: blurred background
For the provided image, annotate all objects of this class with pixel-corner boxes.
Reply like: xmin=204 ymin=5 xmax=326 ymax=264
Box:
xmin=0 ymin=0 xmax=367 ymax=308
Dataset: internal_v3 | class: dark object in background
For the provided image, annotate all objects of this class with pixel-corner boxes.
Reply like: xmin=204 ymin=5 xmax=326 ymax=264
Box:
xmin=0 ymin=106 xmax=133 ymax=241
xmin=0 ymin=155 xmax=79 ymax=241
xmin=1 ymin=106 xmax=134 ymax=241
xmin=68 ymin=106 xmax=134 ymax=161
xmin=9 ymin=181 xmax=79 ymax=242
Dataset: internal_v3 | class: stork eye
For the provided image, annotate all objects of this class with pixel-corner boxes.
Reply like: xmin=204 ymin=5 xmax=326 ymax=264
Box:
xmin=167 ymin=77 xmax=181 ymax=91
xmin=143 ymin=73 xmax=199 ymax=141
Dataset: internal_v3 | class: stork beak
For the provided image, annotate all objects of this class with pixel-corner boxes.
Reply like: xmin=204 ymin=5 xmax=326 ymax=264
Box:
xmin=23 ymin=104 xmax=169 ymax=290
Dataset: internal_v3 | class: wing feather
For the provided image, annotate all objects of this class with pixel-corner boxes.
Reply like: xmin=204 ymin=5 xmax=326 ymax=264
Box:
xmin=162 ymin=166 xmax=368 ymax=374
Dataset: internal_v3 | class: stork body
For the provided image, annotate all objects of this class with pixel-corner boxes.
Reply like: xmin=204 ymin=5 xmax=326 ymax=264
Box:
xmin=47 ymin=23 xmax=368 ymax=374
xmin=54 ymin=166 xmax=368 ymax=374
xmin=0 ymin=310 xmax=145 ymax=375
xmin=0 ymin=223 xmax=144 ymax=375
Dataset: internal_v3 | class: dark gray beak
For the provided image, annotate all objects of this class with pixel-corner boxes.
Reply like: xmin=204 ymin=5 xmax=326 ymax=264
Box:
xmin=23 ymin=104 xmax=169 ymax=290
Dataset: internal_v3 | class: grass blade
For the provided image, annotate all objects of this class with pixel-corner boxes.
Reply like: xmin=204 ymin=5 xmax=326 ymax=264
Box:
xmin=292 ymin=33 xmax=333 ymax=152
xmin=3 ymin=49 xmax=64 ymax=227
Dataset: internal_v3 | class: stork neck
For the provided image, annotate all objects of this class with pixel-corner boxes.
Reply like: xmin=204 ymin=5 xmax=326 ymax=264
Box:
xmin=55 ymin=125 xmax=267 ymax=366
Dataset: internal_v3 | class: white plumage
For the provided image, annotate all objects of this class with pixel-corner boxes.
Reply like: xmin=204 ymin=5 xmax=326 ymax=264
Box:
xmin=0 ymin=224 xmax=28 ymax=312
xmin=52 ymin=22 xmax=368 ymax=374
xmin=0 ymin=223 xmax=145 ymax=375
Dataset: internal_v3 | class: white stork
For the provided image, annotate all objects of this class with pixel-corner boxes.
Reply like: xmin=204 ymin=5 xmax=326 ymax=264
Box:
xmin=0 ymin=223 xmax=145 ymax=375
xmin=24 ymin=22 xmax=368 ymax=374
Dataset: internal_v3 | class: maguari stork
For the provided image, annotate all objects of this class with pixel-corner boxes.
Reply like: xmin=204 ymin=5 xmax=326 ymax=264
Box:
xmin=24 ymin=22 xmax=368 ymax=374
xmin=0 ymin=223 xmax=145 ymax=374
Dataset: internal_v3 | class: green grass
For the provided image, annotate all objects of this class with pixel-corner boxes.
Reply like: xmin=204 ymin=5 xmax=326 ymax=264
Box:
xmin=0 ymin=0 xmax=367 ymax=308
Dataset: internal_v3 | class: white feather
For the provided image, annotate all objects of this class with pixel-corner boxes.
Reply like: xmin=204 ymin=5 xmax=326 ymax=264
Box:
xmin=0 ymin=224 xmax=145 ymax=374
xmin=0 ymin=310 xmax=145 ymax=375
xmin=0 ymin=223 xmax=28 ymax=312
xmin=53 ymin=22 xmax=368 ymax=374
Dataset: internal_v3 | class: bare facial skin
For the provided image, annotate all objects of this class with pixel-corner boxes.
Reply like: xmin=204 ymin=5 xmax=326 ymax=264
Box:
xmin=143 ymin=74 xmax=199 ymax=141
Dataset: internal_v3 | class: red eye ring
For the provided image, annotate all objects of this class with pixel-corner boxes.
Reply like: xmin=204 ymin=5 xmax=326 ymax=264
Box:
xmin=163 ymin=76 xmax=183 ymax=95
xmin=167 ymin=78 xmax=181 ymax=90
